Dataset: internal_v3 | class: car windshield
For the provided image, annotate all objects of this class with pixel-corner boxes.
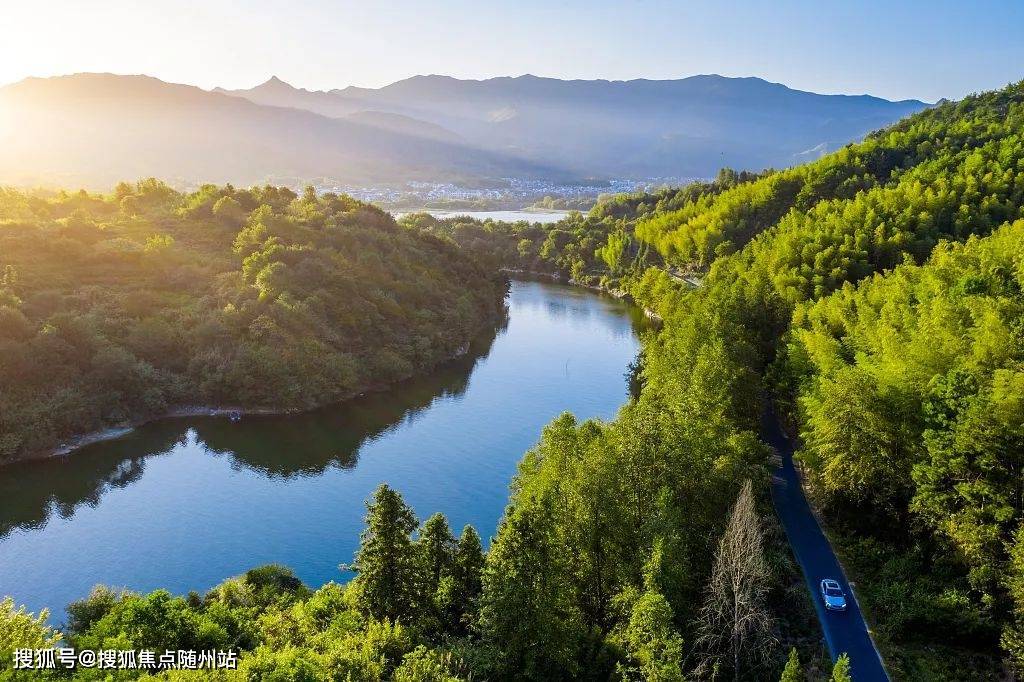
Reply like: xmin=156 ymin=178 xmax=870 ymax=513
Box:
xmin=825 ymin=586 xmax=843 ymax=596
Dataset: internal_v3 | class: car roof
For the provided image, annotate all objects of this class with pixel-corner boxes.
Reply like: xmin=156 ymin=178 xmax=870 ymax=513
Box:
xmin=822 ymin=579 xmax=841 ymax=587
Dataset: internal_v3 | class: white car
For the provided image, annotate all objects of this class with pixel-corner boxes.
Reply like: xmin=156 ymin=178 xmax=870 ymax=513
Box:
xmin=820 ymin=578 xmax=847 ymax=611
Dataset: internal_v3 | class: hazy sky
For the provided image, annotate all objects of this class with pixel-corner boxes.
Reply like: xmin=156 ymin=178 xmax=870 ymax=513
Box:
xmin=2 ymin=0 xmax=1021 ymax=102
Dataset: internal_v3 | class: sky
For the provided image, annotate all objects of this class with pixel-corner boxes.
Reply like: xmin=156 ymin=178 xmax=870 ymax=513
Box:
xmin=1 ymin=0 xmax=1022 ymax=102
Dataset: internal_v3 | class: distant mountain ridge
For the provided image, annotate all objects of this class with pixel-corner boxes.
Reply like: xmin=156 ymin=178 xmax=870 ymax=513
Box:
xmin=0 ymin=72 xmax=928 ymax=189
xmin=0 ymin=73 xmax=550 ymax=188
xmin=219 ymin=73 xmax=929 ymax=178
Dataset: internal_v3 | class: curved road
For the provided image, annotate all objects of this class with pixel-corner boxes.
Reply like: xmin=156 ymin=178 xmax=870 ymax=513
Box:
xmin=763 ymin=411 xmax=889 ymax=681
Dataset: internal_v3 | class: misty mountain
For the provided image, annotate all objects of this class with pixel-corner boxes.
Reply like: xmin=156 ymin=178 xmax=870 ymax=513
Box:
xmin=0 ymin=74 xmax=549 ymax=188
xmin=219 ymin=74 xmax=928 ymax=178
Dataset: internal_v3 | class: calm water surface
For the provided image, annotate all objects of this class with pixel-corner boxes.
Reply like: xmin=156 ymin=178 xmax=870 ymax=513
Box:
xmin=0 ymin=281 xmax=645 ymax=619
xmin=394 ymin=209 xmax=574 ymax=223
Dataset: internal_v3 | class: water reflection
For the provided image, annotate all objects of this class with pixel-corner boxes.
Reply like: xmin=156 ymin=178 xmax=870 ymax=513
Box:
xmin=0 ymin=315 xmax=505 ymax=539
xmin=0 ymin=281 xmax=645 ymax=617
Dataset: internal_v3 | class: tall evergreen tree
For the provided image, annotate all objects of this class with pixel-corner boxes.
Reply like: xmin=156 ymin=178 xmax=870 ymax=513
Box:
xmin=477 ymin=500 xmax=581 ymax=680
xmin=416 ymin=512 xmax=459 ymax=632
xmin=350 ymin=484 xmax=423 ymax=622
xmin=454 ymin=525 xmax=485 ymax=602
xmin=436 ymin=524 xmax=486 ymax=633
xmin=418 ymin=513 xmax=457 ymax=595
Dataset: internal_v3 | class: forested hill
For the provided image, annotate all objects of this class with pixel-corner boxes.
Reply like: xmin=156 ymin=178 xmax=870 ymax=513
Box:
xmin=0 ymin=182 xmax=506 ymax=462
xmin=605 ymin=81 xmax=1024 ymax=678
xmin=783 ymin=223 xmax=1024 ymax=672
xmin=398 ymin=80 xmax=1024 ymax=678
xmin=634 ymin=83 xmax=1024 ymax=272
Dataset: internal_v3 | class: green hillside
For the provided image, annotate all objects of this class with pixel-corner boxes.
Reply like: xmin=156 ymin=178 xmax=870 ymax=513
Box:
xmin=0 ymin=182 xmax=505 ymax=462
xmin=401 ymin=81 xmax=1024 ymax=678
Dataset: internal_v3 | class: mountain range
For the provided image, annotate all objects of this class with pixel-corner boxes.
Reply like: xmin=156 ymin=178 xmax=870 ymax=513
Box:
xmin=220 ymin=74 xmax=927 ymax=178
xmin=0 ymin=72 xmax=928 ymax=188
xmin=0 ymin=74 xmax=550 ymax=188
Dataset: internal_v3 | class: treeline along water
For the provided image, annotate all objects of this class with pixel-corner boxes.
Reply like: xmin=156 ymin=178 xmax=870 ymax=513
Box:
xmin=0 ymin=280 xmax=647 ymax=618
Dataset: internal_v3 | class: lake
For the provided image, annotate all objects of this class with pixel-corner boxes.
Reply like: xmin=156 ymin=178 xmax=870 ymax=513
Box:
xmin=393 ymin=209 xmax=575 ymax=224
xmin=0 ymin=280 xmax=646 ymax=620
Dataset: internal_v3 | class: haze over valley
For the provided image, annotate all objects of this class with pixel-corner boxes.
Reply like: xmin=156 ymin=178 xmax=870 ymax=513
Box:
xmin=220 ymin=73 xmax=926 ymax=177
xmin=0 ymin=71 xmax=927 ymax=198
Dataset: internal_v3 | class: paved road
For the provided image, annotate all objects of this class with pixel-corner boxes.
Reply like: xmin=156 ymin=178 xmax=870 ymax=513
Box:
xmin=763 ymin=411 xmax=889 ymax=681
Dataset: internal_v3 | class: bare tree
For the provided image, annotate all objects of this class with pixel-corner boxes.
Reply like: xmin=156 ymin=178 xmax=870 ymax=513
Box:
xmin=695 ymin=480 xmax=776 ymax=680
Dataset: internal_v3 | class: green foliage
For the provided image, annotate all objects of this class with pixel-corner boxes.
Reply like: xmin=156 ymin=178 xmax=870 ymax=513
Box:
xmin=68 ymin=589 xmax=234 ymax=652
xmin=797 ymin=365 xmax=915 ymax=510
xmin=783 ymin=222 xmax=1024 ymax=666
xmin=1002 ymin=523 xmax=1024 ymax=674
xmin=211 ymin=196 xmax=245 ymax=226
xmin=351 ymin=484 xmax=425 ymax=624
xmin=392 ymin=646 xmax=463 ymax=682
xmin=437 ymin=526 xmax=484 ymax=635
xmin=638 ymin=85 xmax=1024 ymax=273
xmin=66 ymin=586 xmax=119 ymax=635
xmin=418 ymin=513 xmax=457 ymax=600
xmin=472 ymin=397 xmax=764 ymax=679
xmin=610 ymin=589 xmax=686 ymax=681
xmin=623 ymin=81 xmax=1024 ymax=674
xmin=0 ymin=597 xmax=61 ymax=680
xmin=597 ymin=230 xmax=632 ymax=275
xmin=0 ymin=181 xmax=505 ymax=462
xmin=477 ymin=498 xmax=581 ymax=679
xmin=398 ymin=170 xmax=761 ymax=289
xmin=39 ymin=487 xmax=485 ymax=681
xmin=779 ymin=648 xmax=802 ymax=682
xmin=829 ymin=654 xmax=851 ymax=682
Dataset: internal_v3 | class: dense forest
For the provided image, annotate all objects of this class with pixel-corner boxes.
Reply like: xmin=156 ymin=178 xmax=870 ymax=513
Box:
xmin=632 ymin=82 xmax=1024 ymax=678
xmin=0 ymin=183 xmax=506 ymax=462
xmin=391 ymin=82 xmax=1024 ymax=679
xmin=4 ymin=81 xmax=1024 ymax=681
xmin=782 ymin=223 xmax=1024 ymax=676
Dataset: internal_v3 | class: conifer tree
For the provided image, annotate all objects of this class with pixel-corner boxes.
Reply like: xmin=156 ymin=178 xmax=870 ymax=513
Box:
xmin=350 ymin=484 xmax=423 ymax=622
xmin=454 ymin=525 xmax=485 ymax=602
xmin=435 ymin=525 xmax=486 ymax=634
xmin=477 ymin=501 xmax=580 ymax=679
xmin=418 ymin=513 xmax=457 ymax=595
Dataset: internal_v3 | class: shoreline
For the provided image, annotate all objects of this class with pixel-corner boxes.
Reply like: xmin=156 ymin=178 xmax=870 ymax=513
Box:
xmin=500 ymin=268 xmax=661 ymax=320
xmin=3 ymin=276 xmax=652 ymax=467
xmin=391 ymin=208 xmax=578 ymax=218
xmin=40 ymin=406 xmax=302 ymax=462
xmin=4 ymin=318 xmax=492 ymax=467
